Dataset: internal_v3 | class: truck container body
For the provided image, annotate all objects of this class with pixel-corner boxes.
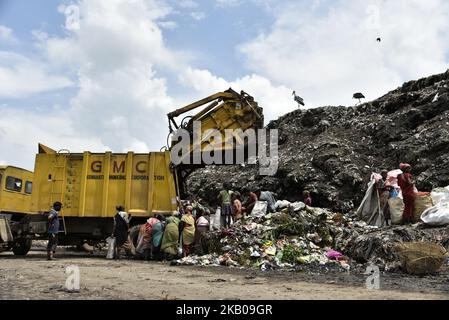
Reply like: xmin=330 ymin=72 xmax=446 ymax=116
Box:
xmin=31 ymin=145 xmax=179 ymax=219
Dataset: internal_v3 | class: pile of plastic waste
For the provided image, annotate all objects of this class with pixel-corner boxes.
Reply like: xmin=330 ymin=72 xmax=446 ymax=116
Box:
xmin=174 ymin=201 xmax=376 ymax=271
xmin=173 ymin=198 xmax=449 ymax=273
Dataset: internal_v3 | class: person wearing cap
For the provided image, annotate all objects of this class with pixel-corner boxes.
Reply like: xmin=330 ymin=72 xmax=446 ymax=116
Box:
xmin=398 ymin=163 xmax=416 ymax=224
xmin=179 ymin=206 xmax=195 ymax=257
xmin=47 ymin=201 xmax=62 ymax=260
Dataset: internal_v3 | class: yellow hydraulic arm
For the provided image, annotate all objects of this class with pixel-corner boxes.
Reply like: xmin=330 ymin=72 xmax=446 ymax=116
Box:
xmin=167 ymin=88 xmax=264 ymax=169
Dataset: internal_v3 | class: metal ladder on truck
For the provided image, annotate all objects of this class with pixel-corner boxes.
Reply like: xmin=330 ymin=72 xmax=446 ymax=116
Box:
xmin=49 ymin=151 xmax=69 ymax=236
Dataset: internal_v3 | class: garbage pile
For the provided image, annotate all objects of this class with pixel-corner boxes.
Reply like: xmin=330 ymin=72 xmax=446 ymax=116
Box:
xmin=186 ymin=70 xmax=449 ymax=213
xmin=174 ymin=202 xmax=375 ymax=272
xmin=173 ymin=200 xmax=449 ymax=274
xmin=345 ymin=225 xmax=449 ymax=272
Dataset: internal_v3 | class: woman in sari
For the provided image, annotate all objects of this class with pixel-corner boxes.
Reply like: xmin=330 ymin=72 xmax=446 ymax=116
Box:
xmin=398 ymin=163 xmax=416 ymax=224
xmin=136 ymin=216 xmax=159 ymax=260
xmin=161 ymin=216 xmax=180 ymax=260
xmin=151 ymin=215 xmax=165 ymax=260
xmin=194 ymin=211 xmax=210 ymax=255
xmin=179 ymin=206 xmax=195 ymax=257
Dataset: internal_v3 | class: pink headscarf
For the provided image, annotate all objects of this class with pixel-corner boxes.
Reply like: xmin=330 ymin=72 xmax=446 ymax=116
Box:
xmin=399 ymin=163 xmax=411 ymax=170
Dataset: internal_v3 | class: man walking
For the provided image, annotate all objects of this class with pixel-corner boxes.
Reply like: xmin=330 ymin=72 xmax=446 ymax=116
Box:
xmin=47 ymin=201 xmax=62 ymax=260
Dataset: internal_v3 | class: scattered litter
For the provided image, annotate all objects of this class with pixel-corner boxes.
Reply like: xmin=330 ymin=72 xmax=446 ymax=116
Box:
xmin=209 ymin=278 xmax=227 ymax=283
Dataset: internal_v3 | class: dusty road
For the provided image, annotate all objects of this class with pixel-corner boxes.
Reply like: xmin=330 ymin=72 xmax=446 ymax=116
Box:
xmin=1 ymin=249 xmax=449 ymax=300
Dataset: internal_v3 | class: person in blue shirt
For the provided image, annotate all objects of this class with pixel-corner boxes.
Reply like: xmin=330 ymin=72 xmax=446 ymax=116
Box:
xmin=47 ymin=201 xmax=62 ymax=260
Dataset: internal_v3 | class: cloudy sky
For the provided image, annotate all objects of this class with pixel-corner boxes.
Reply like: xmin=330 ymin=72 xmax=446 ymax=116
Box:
xmin=1 ymin=0 xmax=448 ymax=170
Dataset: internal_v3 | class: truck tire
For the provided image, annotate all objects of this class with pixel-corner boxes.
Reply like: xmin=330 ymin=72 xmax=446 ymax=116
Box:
xmin=12 ymin=239 xmax=32 ymax=256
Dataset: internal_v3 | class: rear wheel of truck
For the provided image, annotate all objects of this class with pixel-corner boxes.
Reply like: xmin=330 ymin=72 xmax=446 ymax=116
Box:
xmin=12 ymin=239 xmax=32 ymax=256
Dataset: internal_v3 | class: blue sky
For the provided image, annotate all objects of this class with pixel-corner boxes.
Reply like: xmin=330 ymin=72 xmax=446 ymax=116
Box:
xmin=1 ymin=0 xmax=448 ymax=169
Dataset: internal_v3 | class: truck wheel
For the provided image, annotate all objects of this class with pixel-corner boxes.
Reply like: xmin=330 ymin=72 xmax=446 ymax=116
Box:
xmin=12 ymin=239 xmax=32 ymax=256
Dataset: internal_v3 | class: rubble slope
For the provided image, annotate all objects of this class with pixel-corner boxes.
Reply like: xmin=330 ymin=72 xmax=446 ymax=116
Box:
xmin=186 ymin=70 xmax=449 ymax=212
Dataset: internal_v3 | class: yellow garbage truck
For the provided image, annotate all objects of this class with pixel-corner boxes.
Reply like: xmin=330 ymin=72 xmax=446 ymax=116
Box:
xmin=1 ymin=88 xmax=263 ymax=255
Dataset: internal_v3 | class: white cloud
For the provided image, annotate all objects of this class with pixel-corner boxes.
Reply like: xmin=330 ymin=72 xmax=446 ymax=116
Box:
xmin=8 ymin=0 xmax=449 ymax=171
xmin=179 ymin=67 xmax=296 ymax=123
xmin=215 ymin=0 xmax=275 ymax=10
xmin=216 ymin=0 xmax=242 ymax=7
xmin=40 ymin=0 xmax=180 ymax=153
xmin=0 ymin=0 xmax=180 ymax=168
xmin=158 ymin=21 xmax=178 ymax=30
xmin=178 ymin=0 xmax=198 ymax=8
xmin=240 ymin=0 xmax=449 ymax=107
xmin=0 ymin=106 xmax=108 ymax=170
xmin=0 ymin=51 xmax=73 ymax=98
xmin=190 ymin=11 xmax=206 ymax=21
xmin=0 ymin=25 xmax=17 ymax=43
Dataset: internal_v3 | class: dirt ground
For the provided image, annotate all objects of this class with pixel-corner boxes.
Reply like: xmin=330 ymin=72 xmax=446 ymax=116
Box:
xmin=1 ymin=247 xmax=449 ymax=300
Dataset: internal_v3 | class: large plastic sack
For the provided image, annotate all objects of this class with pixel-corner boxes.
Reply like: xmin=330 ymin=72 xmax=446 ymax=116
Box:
xmin=421 ymin=203 xmax=449 ymax=226
xmin=0 ymin=217 xmax=13 ymax=243
xmin=431 ymin=187 xmax=449 ymax=206
xmin=106 ymin=237 xmax=116 ymax=259
xmin=290 ymin=202 xmax=306 ymax=212
xmin=395 ymin=242 xmax=449 ymax=275
xmin=212 ymin=207 xmax=221 ymax=230
xmin=385 ymin=169 xmax=403 ymax=189
xmin=389 ymin=197 xmax=404 ymax=225
xmin=275 ymin=200 xmax=291 ymax=210
xmin=413 ymin=193 xmax=434 ymax=223
xmin=252 ymin=201 xmax=268 ymax=217
xmin=357 ymin=175 xmax=381 ymax=225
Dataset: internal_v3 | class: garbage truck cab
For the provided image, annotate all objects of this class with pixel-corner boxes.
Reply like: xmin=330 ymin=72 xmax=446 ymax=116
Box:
xmin=0 ymin=166 xmax=34 ymax=255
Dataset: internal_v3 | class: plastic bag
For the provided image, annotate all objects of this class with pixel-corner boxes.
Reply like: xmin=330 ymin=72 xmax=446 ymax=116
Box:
xmin=431 ymin=187 xmax=449 ymax=206
xmin=389 ymin=197 xmax=404 ymax=225
xmin=390 ymin=188 xmax=399 ymax=198
xmin=413 ymin=193 xmax=434 ymax=222
xmin=212 ymin=207 xmax=221 ymax=230
xmin=275 ymin=200 xmax=291 ymax=210
xmin=106 ymin=237 xmax=116 ymax=259
xmin=421 ymin=203 xmax=449 ymax=226
xmin=252 ymin=201 xmax=268 ymax=217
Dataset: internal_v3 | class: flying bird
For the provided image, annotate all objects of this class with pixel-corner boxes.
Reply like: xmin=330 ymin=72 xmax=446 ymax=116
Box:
xmin=353 ymin=92 xmax=366 ymax=105
xmin=376 ymin=37 xmax=381 ymax=42
xmin=292 ymin=91 xmax=305 ymax=107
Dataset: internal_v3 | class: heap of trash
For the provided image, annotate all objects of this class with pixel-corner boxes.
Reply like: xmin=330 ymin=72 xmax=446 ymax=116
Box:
xmin=173 ymin=197 xmax=449 ymax=274
xmin=186 ymin=70 xmax=449 ymax=213
xmin=173 ymin=201 xmax=372 ymax=272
